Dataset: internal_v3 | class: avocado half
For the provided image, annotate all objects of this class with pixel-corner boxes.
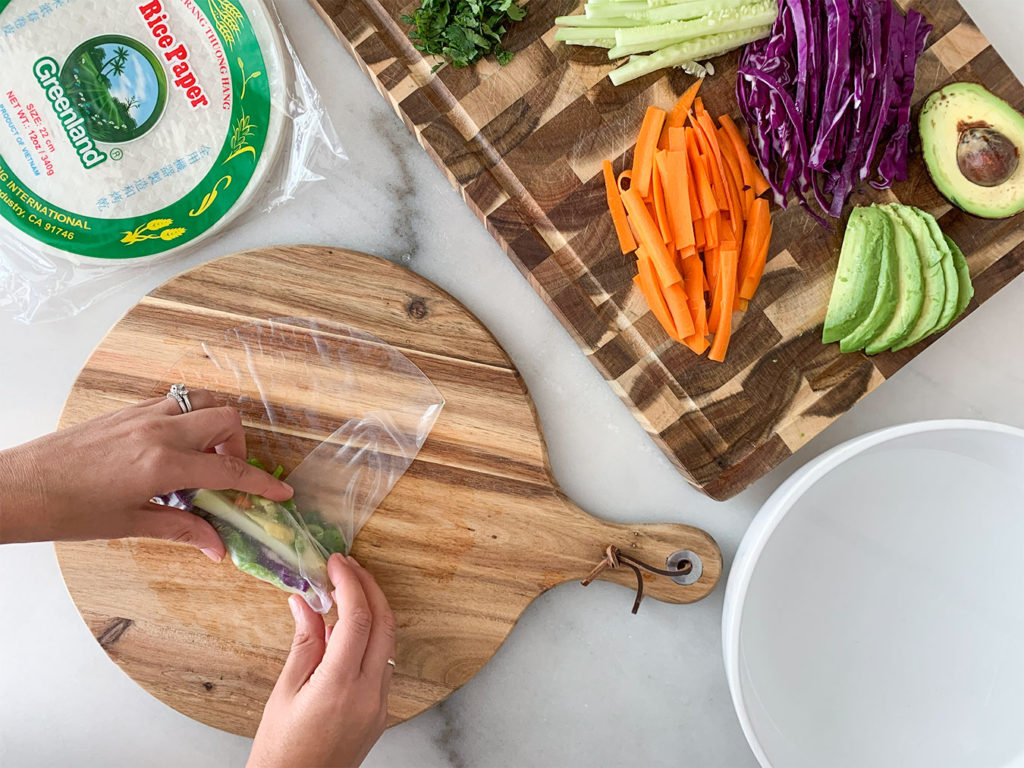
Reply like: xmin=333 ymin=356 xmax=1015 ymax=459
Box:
xmin=919 ymin=82 xmax=1024 ymax=219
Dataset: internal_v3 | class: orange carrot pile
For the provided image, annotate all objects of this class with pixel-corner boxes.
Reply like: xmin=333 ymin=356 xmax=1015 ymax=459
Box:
xmin=603 ymin=80 xmax=773 ymax=363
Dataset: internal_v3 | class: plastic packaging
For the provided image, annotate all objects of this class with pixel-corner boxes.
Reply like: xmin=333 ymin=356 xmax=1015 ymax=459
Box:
xmin=0 ymin=0 xmax=342 ymax=322
xmin=159 ymin=317 xmax=445 ymax=612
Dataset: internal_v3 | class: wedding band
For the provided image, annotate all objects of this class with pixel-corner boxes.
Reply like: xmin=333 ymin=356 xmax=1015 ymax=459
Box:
xmin=167 ymin=383 xmax=192 ymax=414
xmin=386 ymin=658 xmax=396 ymax=669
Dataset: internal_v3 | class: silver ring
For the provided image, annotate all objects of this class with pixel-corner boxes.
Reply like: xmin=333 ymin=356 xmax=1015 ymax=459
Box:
xmin=167 ymin=383 xmax=192 ymax=414
xmin=386 ymin=658 xmax=396 ymax=669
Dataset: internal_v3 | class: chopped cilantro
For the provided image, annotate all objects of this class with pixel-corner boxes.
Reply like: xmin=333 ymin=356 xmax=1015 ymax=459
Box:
xmin=401 ymin=0 xmax=527 ymax=72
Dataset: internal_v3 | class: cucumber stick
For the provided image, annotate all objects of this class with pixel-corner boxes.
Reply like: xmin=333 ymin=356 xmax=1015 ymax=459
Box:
xmin=556 ymin=26 xmax=626 ymax=41
xmin=610 ymin=0 xmax=777 ymax=57
xmin=555 ymin=0 xmax=777 ymax=85
xmin=585 ymin=0 xmax=753 ymax=23
xmin=554 ymin=14 xmax=643 ymax=27
xmin=645 ymin=0 xmax=752 ymax=24
xmin=565 ymin=39 xmax=617 ymax=47
xmin=609 ymin=24 xmax=774 ymax=85
xmin=586 ymin=1 xmax=648 ymax=18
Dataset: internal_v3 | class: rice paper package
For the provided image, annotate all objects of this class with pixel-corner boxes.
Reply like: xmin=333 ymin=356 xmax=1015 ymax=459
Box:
xmin=158 ymin=318 xmax=445 ymax=613
xmin=0 ymin=0 xmax=342 ymax=321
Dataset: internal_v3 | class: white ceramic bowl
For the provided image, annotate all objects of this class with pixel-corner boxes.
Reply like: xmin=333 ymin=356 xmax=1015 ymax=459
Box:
xmin=723 ymin=420 xmax=1024 ymax=768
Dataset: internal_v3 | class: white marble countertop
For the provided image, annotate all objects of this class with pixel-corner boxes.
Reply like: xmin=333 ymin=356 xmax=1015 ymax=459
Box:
xmin=1 ymin=2 xmax=1022 ymax=766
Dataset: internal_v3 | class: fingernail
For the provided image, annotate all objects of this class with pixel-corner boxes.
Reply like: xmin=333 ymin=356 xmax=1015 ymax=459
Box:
xmin=281 ymin=482 xmax=294 ymax=496
xmin=201 ymin=548 xmax=223 ymax=563
xmin=288 ymin=595 xmax=301 ymax=620
xmin=346 ymin=555 xmax=360 ymax=567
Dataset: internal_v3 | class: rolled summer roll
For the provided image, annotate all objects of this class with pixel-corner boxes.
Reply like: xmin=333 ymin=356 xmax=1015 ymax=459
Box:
xmin=160 ymin=486 xmax=347 ymax=614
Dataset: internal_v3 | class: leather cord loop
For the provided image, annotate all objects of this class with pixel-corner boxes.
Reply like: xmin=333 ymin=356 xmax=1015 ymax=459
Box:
xmin=581 ymin=545 xmax=694 ymax=614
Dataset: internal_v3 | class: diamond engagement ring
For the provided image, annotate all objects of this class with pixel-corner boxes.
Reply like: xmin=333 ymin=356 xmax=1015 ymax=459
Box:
xmin=167 ymin=383 xmax=193 ymax=414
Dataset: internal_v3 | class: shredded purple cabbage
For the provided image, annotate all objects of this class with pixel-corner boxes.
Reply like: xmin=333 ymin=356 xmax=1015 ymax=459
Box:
xmin=736 ymin=0 xmax=931 ymax=225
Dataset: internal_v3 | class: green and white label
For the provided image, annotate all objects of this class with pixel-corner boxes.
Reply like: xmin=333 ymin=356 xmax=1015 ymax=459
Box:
xmin=0 ymin=0 xmax=272 ymax=258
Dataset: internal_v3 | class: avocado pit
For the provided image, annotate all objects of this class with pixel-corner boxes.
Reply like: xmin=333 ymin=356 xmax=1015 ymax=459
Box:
xmin=956 ymin=124 xmax=1019 ymax=188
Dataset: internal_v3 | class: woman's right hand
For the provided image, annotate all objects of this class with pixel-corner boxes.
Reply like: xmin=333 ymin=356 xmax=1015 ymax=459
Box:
xmin=248 ymin=553 xmax=396 ymax=768
xmin=0 ymin=390 xmax=292 ymax=559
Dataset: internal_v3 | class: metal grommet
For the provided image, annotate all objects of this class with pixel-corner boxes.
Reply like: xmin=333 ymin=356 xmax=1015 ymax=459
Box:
xmin=666 ymin=549 xmax=702 ymax=585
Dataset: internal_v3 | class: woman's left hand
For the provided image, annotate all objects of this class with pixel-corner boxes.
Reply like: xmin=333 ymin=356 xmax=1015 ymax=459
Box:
xmin=249 ymin=554 xmax=395 ymax=768
xmin=0 ymin=391 xmax=293 ymax=559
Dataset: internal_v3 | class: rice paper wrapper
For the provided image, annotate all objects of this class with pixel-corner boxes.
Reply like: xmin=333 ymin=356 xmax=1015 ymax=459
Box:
xmin=0 ymin=0 xmax=344 ymax=322
xmin=163 ymin=317 xmax=445 ymax=613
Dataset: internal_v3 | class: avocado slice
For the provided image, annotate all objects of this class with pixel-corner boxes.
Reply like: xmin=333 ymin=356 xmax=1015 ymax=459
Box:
xmin=919 ymin=82 xmax=1024 ymax=219
xmin=890 ymin=206 xmax=947 ymax=352
xmin=943 ymin=235 xmax=974 ymax=328
xmin=865 ymin=207 xmax=924 ymax=354
xmin=822 ymin=207 xmax=884 ymax=343
xmin=839 ymin=207 xmax=899 ymax=353
xmin=913 ymin=208 xmax=960 ymax=333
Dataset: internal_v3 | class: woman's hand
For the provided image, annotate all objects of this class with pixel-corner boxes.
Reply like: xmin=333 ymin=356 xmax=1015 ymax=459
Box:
xmin=249 ymin=553 xmax=396 ymax=768
xmin=0 ymin=391 xmax=292 ymax=560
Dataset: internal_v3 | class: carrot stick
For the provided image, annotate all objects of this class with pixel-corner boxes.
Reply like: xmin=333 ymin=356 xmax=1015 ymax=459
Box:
xmin=635 ymin=249 xmax=677 ymax=338
xmin=663 ymin=281 xmax=696 ymax=339
xmin=735 ymin=297 xmax=749 ymax=311
xmin=685 ymin=151 xmax=703 ymax=221
xmin=632 ymin=106 xmax=666 ymax=199
xmin=718 ymin=127 xmax=744 ymax=191
xmin=718 ymin=155 xmax=745 ymax=247
xmin=706 ymin=245 xmax=722 ymax=333
xmin=693 ymin=217 xmax=706 ymax=251
xmin=707 ymin=262 xmax=721 ymax=334
xmin=664 ymin=78 xmax=704 ymax=131
xmin=685 ymin=129 xmax=717 ymax=220
xmin=681 ymin=254 xmax=708 ymax=340
xmin=682 ymin=332 xmax=711 ymax=355
xmin=720 ymin=120 xmax=753 ymax=198
xmin=709 ymin=244 xmax=739 ymax=362
xmin=621 ymin=186 xmax=682 ymax=286
xmin=658 ymin=150 xmax=695 ymax=258
xmin=718 ymin=114 xmax=770 ymax=197
xmin=740 ymin=225 xmax=773 ymax=300
xmin=693 ymin=111 xmax=731 ymax=220
xmin=618 ymin=169 xmax=633 ymax=194
xmin=603 ymin=160 xmax=636 ymax=254
xmin=627 ymin=216 xmax=641 ymax=248
xmin=717 ymin=128 xmax=749 ymax=224
xmin=707 ymin=236 xmax=735 ymax=333
xmin=651 ymin=152 xmax=672 ymax=244
xmin=704 ymin=211 xmax=720 ymax=250
xmin=667 ymin=126 xmax=687 ymax=152
xmin=694 ymin=97 xmax=705 ymax=116
xmin=645 ymin=200 xmax=659 ymax=228
xmin=742 ymin=187 xmax=756 ymax=218
xmin=657 ymin=80 xmax=704 ymax=152
xmin=738 ymin=197 xmax=771 ymax=299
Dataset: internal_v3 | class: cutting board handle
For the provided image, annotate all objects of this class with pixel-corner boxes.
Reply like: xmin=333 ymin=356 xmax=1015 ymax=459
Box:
xmin=543 ymin=493 xmax=721 ymax=607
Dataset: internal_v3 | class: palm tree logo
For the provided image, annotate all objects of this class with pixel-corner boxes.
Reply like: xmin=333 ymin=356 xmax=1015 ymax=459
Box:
xmin=60 ymin=36 xmax=168 ymax=143
xmin=100 ymin=46 xmax=130 ymax=78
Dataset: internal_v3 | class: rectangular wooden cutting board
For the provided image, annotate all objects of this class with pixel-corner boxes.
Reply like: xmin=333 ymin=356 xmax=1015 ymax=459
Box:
xmin=309 ymin=0 xmax=1024 ymax=499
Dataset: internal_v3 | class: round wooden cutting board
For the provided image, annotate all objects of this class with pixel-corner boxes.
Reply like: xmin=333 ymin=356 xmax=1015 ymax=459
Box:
xmin=55 ymin=246 xmax=721 ymax=737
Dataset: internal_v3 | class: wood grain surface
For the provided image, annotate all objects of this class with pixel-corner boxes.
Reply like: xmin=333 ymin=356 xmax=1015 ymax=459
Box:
xmin=311 ymin=0 xmax=1024 ymax=499
xmin=54 ymin=246 xmax=721 ymax=737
